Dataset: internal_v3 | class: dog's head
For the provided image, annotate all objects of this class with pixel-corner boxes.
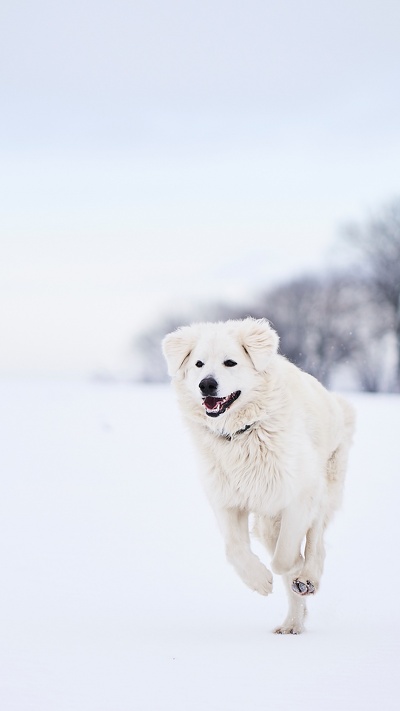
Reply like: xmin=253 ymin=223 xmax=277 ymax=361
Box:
xmin=162 ymin=318 xmax=279 ymax=418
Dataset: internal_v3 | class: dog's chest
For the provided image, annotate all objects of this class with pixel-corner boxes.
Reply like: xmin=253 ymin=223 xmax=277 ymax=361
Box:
xmin=202 ymin=432 xmax=293 ymax=515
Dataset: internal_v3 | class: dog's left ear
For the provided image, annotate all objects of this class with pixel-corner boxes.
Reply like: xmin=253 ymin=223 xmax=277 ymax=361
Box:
xmin=238 ymin=318 xmax=279 ymax=371
xmin=162 ymin=326 xmax=196 ymax=377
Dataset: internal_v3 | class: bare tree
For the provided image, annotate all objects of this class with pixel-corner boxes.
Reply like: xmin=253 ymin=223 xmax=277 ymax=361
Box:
xmin=344 ymin=198 xmax=400 ymax=389
xmin=253 ymin=274 xmax=358 ymax=386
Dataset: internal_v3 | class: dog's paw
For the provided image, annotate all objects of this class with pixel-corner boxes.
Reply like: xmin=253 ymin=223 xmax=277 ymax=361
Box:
xmin=274 ymin=621 xmax=305 ymax=635
xmin=243 ymin=563 xmax=273 ymax=596
xmin=291 ymin=578 xmax=315 ymax=596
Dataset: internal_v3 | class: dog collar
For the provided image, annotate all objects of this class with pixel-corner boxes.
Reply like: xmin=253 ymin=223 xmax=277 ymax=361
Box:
xmin=219 ymin=423 xmax=254 ymax=441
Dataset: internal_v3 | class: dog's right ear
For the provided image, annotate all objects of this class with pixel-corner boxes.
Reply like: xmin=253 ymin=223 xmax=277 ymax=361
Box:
xmin=162 ymin=327 xmax=195 ymax=377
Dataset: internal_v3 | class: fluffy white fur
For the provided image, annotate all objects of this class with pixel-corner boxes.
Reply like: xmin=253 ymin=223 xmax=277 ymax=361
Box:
xmin=162 ymin=318 xmax=355 ymax=634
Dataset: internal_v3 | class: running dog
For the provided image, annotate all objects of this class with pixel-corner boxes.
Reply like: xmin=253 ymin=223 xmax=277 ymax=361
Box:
xmin=162 ymin=317 xmax=355 ymax=633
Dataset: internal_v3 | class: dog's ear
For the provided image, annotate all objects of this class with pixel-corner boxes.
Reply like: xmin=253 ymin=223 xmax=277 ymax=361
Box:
xmin=162 ymin=326 xmax=195 ymax=377
xmin=238 ymin=318 xmax=279 ymax=371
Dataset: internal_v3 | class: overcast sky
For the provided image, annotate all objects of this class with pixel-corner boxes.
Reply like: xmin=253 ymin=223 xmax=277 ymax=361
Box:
xmin=1 ymin=0 xmax=400 ymax=376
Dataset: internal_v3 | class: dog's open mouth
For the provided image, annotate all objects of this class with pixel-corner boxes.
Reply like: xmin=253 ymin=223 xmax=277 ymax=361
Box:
xmin=202 ymin=391 xmax=241 ymax=417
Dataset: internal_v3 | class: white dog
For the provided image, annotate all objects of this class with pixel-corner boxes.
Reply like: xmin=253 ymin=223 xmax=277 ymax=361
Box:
xmin=162 ymin=318 xmax=355 ymax=634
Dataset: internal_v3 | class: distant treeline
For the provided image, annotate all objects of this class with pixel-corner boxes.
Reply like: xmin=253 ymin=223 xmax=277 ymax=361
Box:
xmin=133 ymin=198 xmax=400 ymax=392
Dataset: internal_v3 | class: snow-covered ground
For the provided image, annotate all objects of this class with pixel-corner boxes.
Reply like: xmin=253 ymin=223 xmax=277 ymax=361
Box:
xmin=0 ymin=379 xmax=399 ymax=710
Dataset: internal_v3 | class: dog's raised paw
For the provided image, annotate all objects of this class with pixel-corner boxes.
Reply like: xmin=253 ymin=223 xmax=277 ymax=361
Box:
xmin=243 ymin=563 xmax=273 ymax=596
xmin=250 ymin=571 xmax=273 ymax=596
xmin=291 ymin=579 xmax=315 ymax=596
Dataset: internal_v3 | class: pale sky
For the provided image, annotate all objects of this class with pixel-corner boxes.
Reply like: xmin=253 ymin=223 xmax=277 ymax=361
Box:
xmin=1 ymin=0 xmax=400 ymax=376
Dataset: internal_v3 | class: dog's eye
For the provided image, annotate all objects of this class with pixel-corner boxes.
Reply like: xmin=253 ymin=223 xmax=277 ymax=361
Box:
xmin=224 ymin=359 xmax=237 ymax=367
xmin=195 ymin=360 xmax=204 ymax=368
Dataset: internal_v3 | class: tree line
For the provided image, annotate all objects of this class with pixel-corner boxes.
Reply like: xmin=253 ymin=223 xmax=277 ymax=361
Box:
xmin=133 ymin=198 xmax=400 ymax=392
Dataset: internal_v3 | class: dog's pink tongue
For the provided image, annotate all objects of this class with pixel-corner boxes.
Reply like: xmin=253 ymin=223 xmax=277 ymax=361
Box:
xmin=204 ymin=396 xmax=220 ymax=410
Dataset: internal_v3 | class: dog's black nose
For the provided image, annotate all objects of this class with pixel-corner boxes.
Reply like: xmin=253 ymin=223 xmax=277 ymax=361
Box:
xmin=199 ymin=377 xmax=218 ymax=396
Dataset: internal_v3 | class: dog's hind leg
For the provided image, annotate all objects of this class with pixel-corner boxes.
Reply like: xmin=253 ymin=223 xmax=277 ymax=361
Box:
xmin=292 ymin=429 xmax=354 ymax=597
xmin=214 ymin=507 xmax=273 ymax=596
xmin=292 ymin=417 xmax=355 ymax=598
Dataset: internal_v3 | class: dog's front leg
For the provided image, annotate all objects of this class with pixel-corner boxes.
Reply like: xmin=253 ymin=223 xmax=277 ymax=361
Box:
xmin=213 ymin=507 xmax=273 ymax=595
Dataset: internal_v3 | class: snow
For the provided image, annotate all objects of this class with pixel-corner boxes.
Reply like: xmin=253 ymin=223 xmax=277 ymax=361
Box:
xmin=0 ymin=379 xmax=399 ymax=710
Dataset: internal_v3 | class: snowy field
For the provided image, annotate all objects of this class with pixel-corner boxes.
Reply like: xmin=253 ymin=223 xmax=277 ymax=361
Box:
xmin=0 ymin=379 xmax=399 ymax=711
